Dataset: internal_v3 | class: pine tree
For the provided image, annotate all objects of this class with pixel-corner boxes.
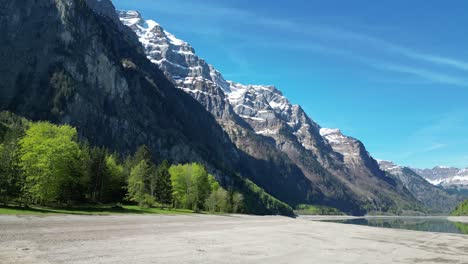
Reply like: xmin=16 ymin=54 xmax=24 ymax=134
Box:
xmin=133 ymin=145 xmax=153 ymax=166
xmin=154 ymin=160 xmax=173 ymax=207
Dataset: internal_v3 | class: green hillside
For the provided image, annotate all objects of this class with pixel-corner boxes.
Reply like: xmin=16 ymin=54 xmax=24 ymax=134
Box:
xmin=451 ymin=200 xmax=468 ymax=216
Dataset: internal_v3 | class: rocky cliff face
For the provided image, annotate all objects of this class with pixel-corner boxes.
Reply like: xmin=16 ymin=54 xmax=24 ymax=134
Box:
xmin=0 ymin=0 xmax=242 ymax=170
xmin=118 ymin=10 xmax=423 ymax=214
xmin=379 ymin=161 xmax=462 ymax=213
xmin=0 ymin=0 xmax=303 ymax=216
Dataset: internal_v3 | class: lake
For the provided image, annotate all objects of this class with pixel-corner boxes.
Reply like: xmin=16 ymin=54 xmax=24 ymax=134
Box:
xmin=322 ymin=217 xmax=468 ymax=235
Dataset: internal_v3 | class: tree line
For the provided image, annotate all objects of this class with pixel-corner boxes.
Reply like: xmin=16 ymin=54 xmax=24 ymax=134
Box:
xmin=0 ymin=113 xmax=243 ymax=213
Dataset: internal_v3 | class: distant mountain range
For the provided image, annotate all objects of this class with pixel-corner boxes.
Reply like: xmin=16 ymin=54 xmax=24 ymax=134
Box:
xmin=0 ymin=0 xmax=464 ymax=215
xmin=378 ymin=161 xmax=464 ymax=212
xmin=412 ymin=166 xmax=468 ymax=187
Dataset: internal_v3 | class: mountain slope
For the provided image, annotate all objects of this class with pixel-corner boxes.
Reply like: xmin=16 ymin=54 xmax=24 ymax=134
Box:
xmin=0 ymin=0 xmax=238 ymax=167
xmin=0 ymin=0 xmax=298 ymax=215
xmin=319 ymin=128 xmax=421 ymax=213
xmin=117 ymin=10 xmax=346 ymax=210
xmin=118 ymin=10 xmax=423 ymax=214
xmin=379 ymin=161 xmax=462 ymax=213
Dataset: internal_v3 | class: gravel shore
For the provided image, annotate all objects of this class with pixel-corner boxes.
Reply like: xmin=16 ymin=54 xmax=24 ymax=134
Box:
xmin=0 ymin=214 xmax=467 ymax=264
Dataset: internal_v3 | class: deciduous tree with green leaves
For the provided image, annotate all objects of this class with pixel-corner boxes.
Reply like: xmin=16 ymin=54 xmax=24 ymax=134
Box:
xmin=19 ymin=122 xmax=81 ymax=205
xmin=127 ymin=160 xmax=154 ymax=207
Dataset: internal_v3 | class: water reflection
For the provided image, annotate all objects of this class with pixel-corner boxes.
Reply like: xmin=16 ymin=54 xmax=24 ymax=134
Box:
xmin=324 ymin=217 xmax=468 ymax=235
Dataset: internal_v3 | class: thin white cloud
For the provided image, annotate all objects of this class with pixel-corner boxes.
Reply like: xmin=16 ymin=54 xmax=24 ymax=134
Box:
xmin=423 ymin=143 xmax=448 ymax=152
xmin=373 ymin=63 xmax=468 ymax=87
xmin=247 ymin=40 xmax=468 ymax=86
xmin=145 ymin=0 xmax=468 ymax=73
xmin=125 ymin=0 xmax=468 ymax=85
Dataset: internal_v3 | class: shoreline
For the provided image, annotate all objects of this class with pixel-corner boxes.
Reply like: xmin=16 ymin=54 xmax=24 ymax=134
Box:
xmin=301 ymin=214 xmax=468 ymax=223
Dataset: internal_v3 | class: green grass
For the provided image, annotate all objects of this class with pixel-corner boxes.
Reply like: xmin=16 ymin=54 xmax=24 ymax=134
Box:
xmin=0 ymin=205 xmax=193 ymax=216
xmin=294 ymin=204 xmax=345 ymax=215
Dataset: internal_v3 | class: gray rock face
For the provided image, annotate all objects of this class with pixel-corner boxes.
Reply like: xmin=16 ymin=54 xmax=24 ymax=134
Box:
xmin=379 ymin=161 xmax=462 ymax=212
xmin=118 ymin=10 xmax=423 ymax=214
xmin=319 ymin=128 xmax=421 ymax=213
xmin=0 ymin=0 xmax=241 ymax=195
xmin=320 ymin=128 xmax=384 ymax=178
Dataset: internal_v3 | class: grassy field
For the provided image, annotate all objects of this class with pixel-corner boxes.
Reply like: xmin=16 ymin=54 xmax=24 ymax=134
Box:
xmin=0 ymin=205 xmax=193 ymax=216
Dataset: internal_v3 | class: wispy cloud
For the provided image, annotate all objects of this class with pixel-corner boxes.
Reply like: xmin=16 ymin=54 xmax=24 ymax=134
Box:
xmin=124 ymin=0 xmax=468 ymax=86
xmin=245 ymin=40 xmax=468 ymax=86
xmin=423 ymin=143 xmax=448 ymax=152
xmin=399 ymin=109 xmax=468 ymax=160
xmin=372 ymin=63 xmax=468 ymax=87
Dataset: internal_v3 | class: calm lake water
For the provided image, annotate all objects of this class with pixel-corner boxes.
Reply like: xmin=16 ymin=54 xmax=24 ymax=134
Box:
xmin=323 ymin=217 xmax=468 ymax=235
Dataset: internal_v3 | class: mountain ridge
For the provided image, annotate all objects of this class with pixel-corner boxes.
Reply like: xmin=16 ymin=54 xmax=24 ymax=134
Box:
xmin=0 ymin=0 xmax=303 ymax=215
xmin=118 ymin=10 xmax=424 ymax=214
xmin=378 ymin=160 xmax=462 ymax=212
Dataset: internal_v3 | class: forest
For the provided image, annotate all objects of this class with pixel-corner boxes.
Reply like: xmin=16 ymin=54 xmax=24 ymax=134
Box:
xmin=0 ymin=112 xmax=245 ymax=214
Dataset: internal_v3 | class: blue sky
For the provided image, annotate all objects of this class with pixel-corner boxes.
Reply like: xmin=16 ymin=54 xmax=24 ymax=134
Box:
xmin=113 ymin=0 xmax=468 ymax=169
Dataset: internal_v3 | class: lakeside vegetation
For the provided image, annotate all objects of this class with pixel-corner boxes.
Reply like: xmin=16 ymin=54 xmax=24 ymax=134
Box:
xmin=0 ymin=112 xmax=274 ymax=215
xmin=451 ymin=200 xmax=468 ymax=216
xmin=294 ymin=204 xmax=344 ymax=215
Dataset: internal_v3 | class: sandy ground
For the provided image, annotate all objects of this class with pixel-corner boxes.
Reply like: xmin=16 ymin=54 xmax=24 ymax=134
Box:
xmin=0 ymin=214 xmax=467 ymax=264
xmin=449 ymin=216 xmax=468 ymax=223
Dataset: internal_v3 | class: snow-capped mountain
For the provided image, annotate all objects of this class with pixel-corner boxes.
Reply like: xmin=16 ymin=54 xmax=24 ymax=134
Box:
xmin=377 ymin=161 xmax=462 ymax=212
xmin=118 ymin=10 xmax=333 ymax=162
xmin=413 ymin=167 xmax=468 ymax=188
xmin=118 ymin=10 xmax=423 ymax=214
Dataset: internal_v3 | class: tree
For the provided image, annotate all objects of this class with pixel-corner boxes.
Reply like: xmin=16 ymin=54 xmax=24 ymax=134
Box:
xmin=169 ymin=164 xmax=195 ymax=209
xmin=0 ymin=133 xmax=22 ymax=203
xmin=169 ymin=163 xmax=212 ymax=210
xmin=154 ymin=160 xmax=173 ymax=206
xmin=194 ymin=167 xmax=211 ymax=211
xmin=83 ymin=146 xmax=108 ymax=202
xmin=19 ymin=122 xmax=81 ymax=205
xmin=0 ymin=114 xmax=27 ymax=204
xmin=105 ymin=154 xmax=126 ymax=203
xmin=205 ymin=188 xmax=229 ymax=213
xmin=132 ymin=145 xmax=153 ymax=167
xmin=169 ymin=163 xmax=228 ymax=211
xmin=127 ymin=160 xmax=153 ymax=207
xmin=231 ymin=192 xmax=244 ymax=213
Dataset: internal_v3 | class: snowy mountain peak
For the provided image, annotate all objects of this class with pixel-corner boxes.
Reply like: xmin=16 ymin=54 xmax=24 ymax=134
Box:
xmin=118 ymin=10 xmax=231 ymax=93
xmin=412 ymin=166 xmax=468 ymax=188
xmin=319 ymin=128 xmax=347 ymax=144
xmin=227 ymin=81 xmax=291 ymax=112
xmin=377 ymin=160 xmax=403 ymax=173
xmin=319 ymin=128 xmax=341 ymax=136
